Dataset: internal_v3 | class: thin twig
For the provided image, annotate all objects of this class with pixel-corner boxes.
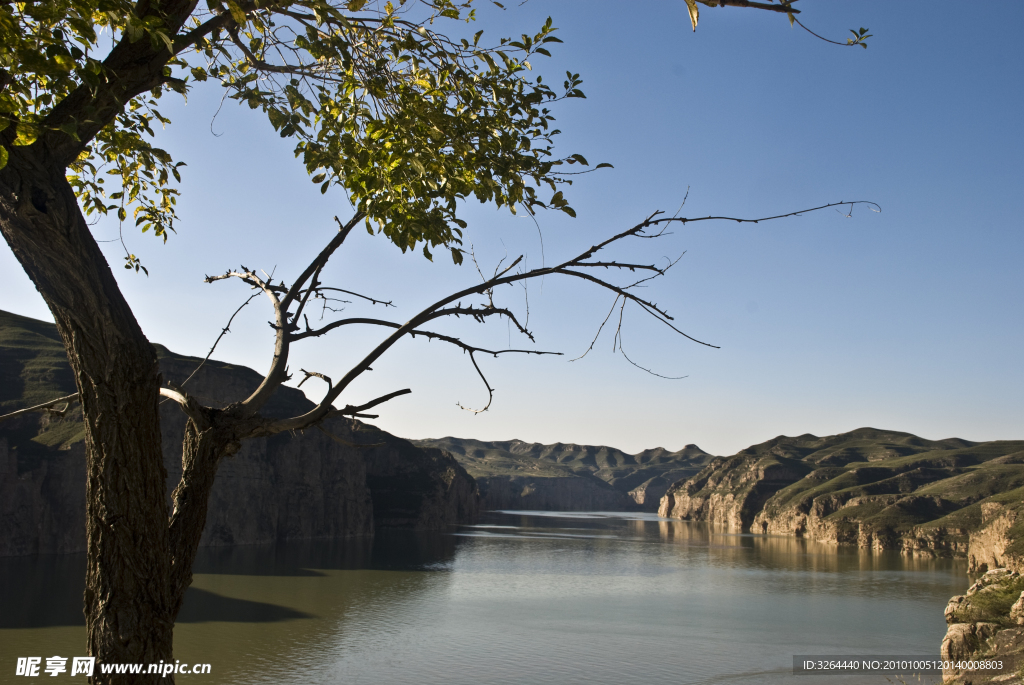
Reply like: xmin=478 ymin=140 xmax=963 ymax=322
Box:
xmin=176 ymin=292 xmax=259 ymax=390
xmin=0 ymin=393 xmax=80 ymax=423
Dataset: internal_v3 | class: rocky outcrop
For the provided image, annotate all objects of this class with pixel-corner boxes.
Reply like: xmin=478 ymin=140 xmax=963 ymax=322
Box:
xmin=476 ymin=474 xmax=637 ymax=511
xmin=628 ymin=475 xmax=675 ymax=508
xmin=941 ymin=569 xmax=1024 ymax=684
xmin=658 ymin=454 xmax=809 ymax=530
xmin=0 ymin=318 xmax=478 ymax=556
xmin=969 ymin=503 xmax=1024 ymax=574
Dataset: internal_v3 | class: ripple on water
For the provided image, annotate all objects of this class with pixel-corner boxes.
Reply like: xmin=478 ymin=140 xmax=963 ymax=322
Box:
xmin=0 ymin=512 xmax=965 ymax=684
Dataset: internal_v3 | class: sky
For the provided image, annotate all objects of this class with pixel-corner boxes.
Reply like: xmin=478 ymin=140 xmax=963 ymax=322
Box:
xmin=2 ymin=1 xmax=1022 ymax=456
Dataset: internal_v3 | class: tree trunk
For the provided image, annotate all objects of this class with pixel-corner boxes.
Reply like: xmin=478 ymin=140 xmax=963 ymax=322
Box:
xmin=0 ymin=147 xmax=175 ymax=683
xmin=168 ymin=416 xmax=236 ymax=618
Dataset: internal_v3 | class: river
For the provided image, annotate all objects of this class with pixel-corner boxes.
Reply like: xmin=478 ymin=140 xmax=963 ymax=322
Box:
xmin=1 ymin=511 xmax=969 ymax=684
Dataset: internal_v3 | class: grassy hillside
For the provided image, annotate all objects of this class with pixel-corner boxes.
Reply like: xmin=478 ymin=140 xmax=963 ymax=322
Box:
xmin=412 ymin=436 xmax=714 ymax=498
xmin=0 ymin=309 xmax=313 ymax=470
xmin=749 ymin=430 xmax=1024 ymax=536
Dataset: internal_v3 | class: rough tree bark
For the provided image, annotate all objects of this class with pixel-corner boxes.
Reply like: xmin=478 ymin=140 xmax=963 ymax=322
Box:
xmin=0 ymin=2 xmax=213 ymax=679
xmin=0 ymin=148 xmax=175 ymax=678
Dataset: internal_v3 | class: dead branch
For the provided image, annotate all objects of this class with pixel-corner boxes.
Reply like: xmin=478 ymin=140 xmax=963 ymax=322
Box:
xmin=204 ymin=200 xmax=877 ymax=435
xmin=0 ymin=393 xmax=80 ymax=423
xmin=173 ymin=292 xmax=260 ymax=393
xmin=328 ymin=388 xmax=413 ymax=418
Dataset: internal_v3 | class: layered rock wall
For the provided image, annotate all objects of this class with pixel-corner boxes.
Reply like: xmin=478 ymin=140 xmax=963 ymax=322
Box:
xmin=658 ymin=455 xmax=808 ymax=530
xmin=0 ymin=435 xmax=86 ymax=556
xmin=0 ymin=354 xmax=478 ymax=557
xmin=969 ymin=503 xmax=1023 ymax=574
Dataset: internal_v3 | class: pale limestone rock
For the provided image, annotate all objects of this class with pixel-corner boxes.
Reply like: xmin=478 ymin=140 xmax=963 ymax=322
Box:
xmin=969 ymin=505 xmax=1021 ymax=573
xmin=941 ymin=622 xmax=1000 ymax=664
xmin=1011 ymin=592 xmax=1024 ymax=627
xmin=945 ymin=594 xmax=969 ymax=624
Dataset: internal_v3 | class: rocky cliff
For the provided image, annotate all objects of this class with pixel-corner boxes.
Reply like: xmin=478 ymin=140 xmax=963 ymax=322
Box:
xmin=658 ymin=428 xmax=1024 ymax=563
xmin=657 ymin=452 xmax=811 ymax=529
xmin=414 ymin=436 xmax=713 ymax=511
xmin=0 ymin=309 xmax=478 ymax=557
xmin=941 ymin=568 xmax=1024 ymax=684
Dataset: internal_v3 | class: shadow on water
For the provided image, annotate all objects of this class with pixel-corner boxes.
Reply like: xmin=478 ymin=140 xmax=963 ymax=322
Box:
xmin=176 ymin=588 xmax=312 ymax=623
xmin=0 ymin=553 xmax=86 ymax=628
xmin=0 ymin=530 xmax=459 ymax=629
xmin=190 ymin=529 xmax=458 ymax=576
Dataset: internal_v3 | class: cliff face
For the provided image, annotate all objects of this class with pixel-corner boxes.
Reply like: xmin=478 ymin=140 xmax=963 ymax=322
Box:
xmin=658 ymin=454 xmax=811 ymax=530
xmin=0 ymin=309 xmax=478 ymax=556
xmin=0 ymin=434 xmax=86 ymax=556
xmin=968 ymin=503 xmax=1024 ymax=574
xmin=940 ymin=568 xmax=1024 ymax=684
xmin=657 ymin=428 xmax=1024 ymax=560
xmin=341 ymin=422 xmax=479 ymax=529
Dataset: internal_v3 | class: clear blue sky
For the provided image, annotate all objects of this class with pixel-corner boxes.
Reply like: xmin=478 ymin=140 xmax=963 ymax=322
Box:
xmin=3 ymin=1 xmax=1021 ymax=455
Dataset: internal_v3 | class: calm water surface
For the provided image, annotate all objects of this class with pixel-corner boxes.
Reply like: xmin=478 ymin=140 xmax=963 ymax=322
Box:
xmin=1 ymin=511 xmax=969 ymax=684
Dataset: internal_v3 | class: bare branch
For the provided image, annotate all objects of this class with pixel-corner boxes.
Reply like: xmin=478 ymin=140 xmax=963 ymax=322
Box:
xmin=313 ymin=287 xmax=393 ymax=307
xmin=700 ymin=0 xmax=799 ymax=14
xmin=570 ymin=295 xmax=621 ymax=362
xmin=242 ymin=200 xmax=874 ymax=434
xmin=0 ymin=393 xmax=80 ymax=423
xmin=203 ymin=214 xmax=364 ymax=413
xmin=328 ymin=388 xmax=413 ymax=418
xmin=660 ymin=200 xmax=881 ymax=227
xmin=297 ymin=369 xmax=332 ymax=392
xmin=159 ymin=386 xmax=190 ymax=409
xmin=173 ymin=292 xmax=259 ymax=393
xmin=613 ymin=300 xmax=688 ymax=380
xmin=457 ymin=351 xmax=494 ymax=414
xmin=575 ymin=261 xmax=664 ymax=272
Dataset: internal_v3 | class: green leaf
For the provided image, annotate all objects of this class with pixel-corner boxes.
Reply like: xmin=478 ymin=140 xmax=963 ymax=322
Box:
xmin=684 ymin=0 xmax=699 ymax=32
xmin=13 ymin=122 xmax=39 ymax=146
xmin=226 ymin=0 xmax=247 ymax=25
xmin=595 ymin=162 xmax=614 ymax=169
xmin=0 ymin=146 xmax=7 ymax=170
xmin=60 ymin=121 xmax=79 ymax=141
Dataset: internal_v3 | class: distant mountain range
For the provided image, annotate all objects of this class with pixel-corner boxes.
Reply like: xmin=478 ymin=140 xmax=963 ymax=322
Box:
xmin=413 ymin=437 xmax=714 ymax=511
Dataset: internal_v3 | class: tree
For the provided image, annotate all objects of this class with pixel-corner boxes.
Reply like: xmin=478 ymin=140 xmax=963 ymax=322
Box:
xmin=0 ymin=0 xmax=868 ymax=681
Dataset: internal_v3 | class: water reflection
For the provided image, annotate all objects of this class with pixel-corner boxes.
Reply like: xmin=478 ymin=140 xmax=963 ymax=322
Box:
xmin=1 ymin=512 xmax=964 ymax=685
